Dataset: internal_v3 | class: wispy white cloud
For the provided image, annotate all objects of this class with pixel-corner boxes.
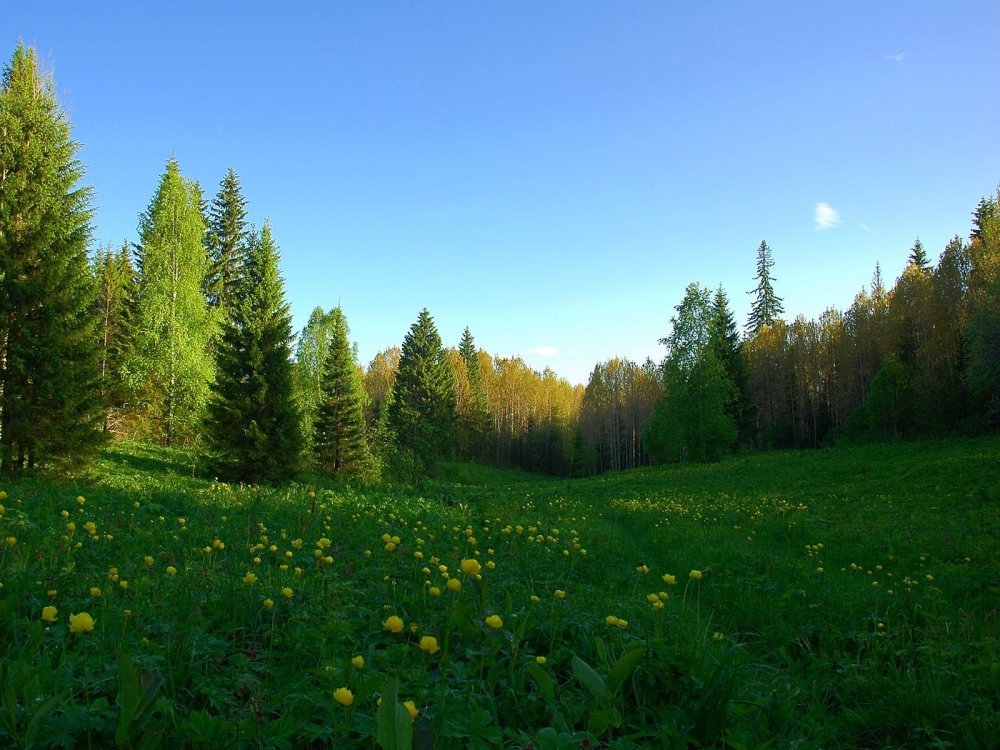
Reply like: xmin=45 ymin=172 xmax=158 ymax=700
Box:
xmin=884 ymin=52 xmax=904 ymax=62
xmin=861 ymin=223 xmax=871 ymax=233
xmin=814 ymin=202 xmax=842 ymax=231
xmin=525 ymin=345 xmax=558 ymax=357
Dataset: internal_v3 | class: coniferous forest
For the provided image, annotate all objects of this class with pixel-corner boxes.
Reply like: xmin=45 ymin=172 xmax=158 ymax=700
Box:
xmin=2 ymin=41 xmax=999 ymax=482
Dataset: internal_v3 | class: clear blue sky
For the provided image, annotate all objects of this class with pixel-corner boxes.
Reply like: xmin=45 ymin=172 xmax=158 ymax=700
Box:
xmin=9 ymin=2 xmax=1000 ymax=385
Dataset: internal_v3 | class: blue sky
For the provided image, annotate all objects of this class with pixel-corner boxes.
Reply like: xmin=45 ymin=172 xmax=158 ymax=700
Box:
xmin=9 ymin=2 xmax=1000 ymax=385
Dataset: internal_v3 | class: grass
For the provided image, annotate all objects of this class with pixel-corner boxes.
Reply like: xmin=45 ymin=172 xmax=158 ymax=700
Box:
xmin=0 ymin=436 xmax=998 ymax=748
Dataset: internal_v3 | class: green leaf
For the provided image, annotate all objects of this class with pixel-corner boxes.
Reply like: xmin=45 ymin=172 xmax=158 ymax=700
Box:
xmin=571 ymin=654 xmax=607 ymax=705
xmin=375 ymin=678 xmax=413 ymax=750
xmin=607 ymin=643 xmax=646 ymax=696
xmin=527 ymin=663 xmax=556 ymax=703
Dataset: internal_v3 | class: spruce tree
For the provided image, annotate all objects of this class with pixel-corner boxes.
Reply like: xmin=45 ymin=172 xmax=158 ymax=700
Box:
xmin=128 ymin=158 xmax=215 ymax=445
xmin=313 ymin=307 xmax=371 ymax=477
xmin=205 ymin=168 xmax=249 ymax=311
xmin=908 ymin=238 xmax=930 ymax=271
xmin=457 ymin=327 xmax=491 ymax=459
xmin=206 ymin=221 xmax=301 ymax=481
xmin=389 ymin=308 xmax=457 ymax=464
xmin=711 ymin=287 xmax=755 ymax=444
xmin=93 ymin=239 xmax=137 ymax=433
xmin=0 ymin=43 xmax=104 ymax=474
xmin=746 ymin=240 xmax=784 ymax=333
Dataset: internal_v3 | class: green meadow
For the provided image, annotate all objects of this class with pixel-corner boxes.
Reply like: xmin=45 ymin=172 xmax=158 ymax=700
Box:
xmin=1 ymin=437 xmax=998 ymax=749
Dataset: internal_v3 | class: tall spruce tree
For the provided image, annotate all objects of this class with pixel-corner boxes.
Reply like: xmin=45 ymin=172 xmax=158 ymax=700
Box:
xmin=204 ymin=168 xmax=249 ymax=312
xmin=313 ymin=307 xmax=371 ymax=477
xmin=711 ymin=287 xmax=755 ymax=444
xmin=0 ymin=43 xmax=104 ymax=474
xmin=389 ymin=308 xmax=457 ymax=465
xmin=457 ymin=326 xmax=491 ymax=459
xmin=93 ymin=239 xmax=137 ymax=433
xmin=747 ymin=240 xmax=784 ymax=333
xmin=127 ymin=158 xmax=215 ymax=445
xmin=206 ymin=220 xmax=301 ymax=481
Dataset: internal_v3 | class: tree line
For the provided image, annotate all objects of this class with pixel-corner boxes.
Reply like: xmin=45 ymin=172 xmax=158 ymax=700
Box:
xmin=2 ymin=43 xmax=998 ymax=481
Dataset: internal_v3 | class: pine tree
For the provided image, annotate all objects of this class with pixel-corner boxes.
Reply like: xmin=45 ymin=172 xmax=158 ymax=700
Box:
xmin=206 ymin=220 xmax=301 ymax=481
xmin=457 ymin=326 xmax=491 ymax=459
xmin=313 ymin=307 xmax=371 ymax=477
xmin=93 ymin=239 xmax=137 ymax=433
xmin=389 ymin=308 xmax=457 ymax=465
xmin=127 ymin=157 xmax=215 ymax=445
xmin=0 ymin=43 xmax=104 ymax=474
xmin=204 ymin=168 xmax=249 ymax=311
xmin=710 ymin=287 xmax=755 ymax=444
xmin=746 ymin=240 xmax=784 ymax=333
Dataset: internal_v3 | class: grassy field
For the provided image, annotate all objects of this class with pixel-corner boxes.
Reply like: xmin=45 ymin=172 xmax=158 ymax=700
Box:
xmin=1 ymin=437 xmax=998 ymax=749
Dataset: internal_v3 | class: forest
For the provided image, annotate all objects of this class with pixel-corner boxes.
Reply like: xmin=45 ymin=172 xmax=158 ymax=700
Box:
xmin=2 ymin=41 xmax=999 ymax=482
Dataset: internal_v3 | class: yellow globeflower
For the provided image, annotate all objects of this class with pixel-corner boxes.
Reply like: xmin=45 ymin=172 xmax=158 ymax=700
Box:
xmin=535 ymin=655 xmax=547 ymax=665
xmin=351 ymin=655 xmax=365 ymax=669
xmin=144 ymin=556 xmax=154 ymax=566
xmin=403 ymin=700 xmax=419 ymax=721
xmin=689 ymin=570 xmax=703 ymax=581
xmin=428 ymin=586 xmax=442 ymax=597
xmin=243 ymin=572 xmax=258 ymax=585
xmin=166 ymin=566 xmax=177 ymax=576
xmin=446 ymin=578 xmax=461 ymax=592
xmin=484 ymin=614 xmax=503 ymax=629
xmin=460 ymin=558 xmax=481 ymax=575
xmin=333 ymin=687 xmax=354 ymax=706
xmin=263 ymin=598 xmax=274 ymax=609
xmin=384 ymin=615 xmax=405 ymax=633
xmin=662 ymin=573 xmax=677 ymax=586
xmin=281 ymin=587 xmax=294 ymax=599
xmin=41 ymin=606 xmax=58 ymax=623
xmin=419 ymin=635 xmax=440 ymax=654
xmin=554 ymin=589 xmax=566 ymax=600
xmin=69 ymin=612 xmax=95 ymax=633
xmin=90 ymin=587 xmax=102 ymax=597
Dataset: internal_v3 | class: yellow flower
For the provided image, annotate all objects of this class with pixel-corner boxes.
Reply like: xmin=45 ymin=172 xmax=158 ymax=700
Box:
xmin=460 ymin=558 xmax=481 ymax=575
xmin=90 ymin=587 xmax=102 ymax=597
xmin=166 ymin=566 xmax=177 ymax=576
xmin=41 ymin=606 xmax=58 ymax=623
xmin=281 ymin=587 xmax=293 ymax=599
xmin=144 ymin=556 xmax=154 ymax=566
xmin=662 ymin=573 xmax=677 ymax=585
xmin=403 ymin=700 xmax=419 ymax=721
xmin=419 ymin=635 xmax=440 ymax=654
xmin=554 ymin=589 xmax=566 ymax=600
xmin=69 ymin=612 xmax=95 ymax=633
xmin=384 ymin=615 xmax=404 ymax=633
xmin=689 ymin=569 xmax=703 ymax=581
xmin=428 ymin=586 xmax=441 ymax=597
xmin=351 ymin=655 xmax=364 ymax=669
xmin=263 ymin=598 xmax=274 ymax=609
xmin=333 ymin=687 xmax=354 ymax=706
xmin=530 ymin=595 xmax=540 ymax=604
xmin=47 ymin=589 xmax=57 ymax=597
xmin=712 ymin=632 xmax=725 ymax=642
xmin=535 ymin=655 xmax=547 ymax=665
xmin=446 ymin=578 xmax=461 ymax=592
xmin=484 ymin=614 xmax=503 ymax=629
xmin=76 ymin=496 xmax=85 ymax=505
xmin=243 ymin=572 xmax=258 ymax=585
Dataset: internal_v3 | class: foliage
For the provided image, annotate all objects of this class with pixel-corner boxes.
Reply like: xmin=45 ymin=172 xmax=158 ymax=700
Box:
xmin=293 ymin=306 xmax=339 ymax=451
xmin=92 ymin=240 xmax=137 ymax=436
xmin=205 ymin=221 xmax=302 ymax=482
xmin=126 ymin=158 xmax=215 ymax=446
xmin=0 ymin=42 xmax=105 ymax=475
xmin=313 ymin=307 xmax=373 ymax=479
xmin=746 ymin=240 xmax=784 ymax=334
xmin=204 ymin=168 xmax=249 ymax=312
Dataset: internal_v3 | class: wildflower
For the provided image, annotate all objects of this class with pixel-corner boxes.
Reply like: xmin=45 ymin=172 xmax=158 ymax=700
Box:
xmin=41 ymin=606 xmax=57 ymax=623
xmin=662 ymin=574 xmax=676 ymax=585
xmin=712 ymin=632 xmax=725 ymax=642
xmin=47 ymin=589 xmax=57 ymax=597
xmin=429 ymin=586 xmax=442 ymax=597
xmin=144 ymin=556 xmax=154 ymax=567
xmin=243 ymin=572 xmax=258 ymax=585
xmin=484 ymin=614 xmax=503 ymax=629
xmin=263 ymin=598 xmax=274 ymax=609
xmin=282 ymin=587 xmax=293 ymax=599
xmin=460 ymin=558 xmax=481 ymax=575
xmin=384 ymin=615 xmax=404 ymax=633
xmin=84 ymin=521 xmax=96 ymax=535
xmin=689 ymin=570 xmax=703 ymax=581
xmin=166 ymin=566 xmax=177 ymax=576
xmin=446 ymin=578 xmax=461 ymax=592
xmin=554 ymin=589 xmax=566 ymax=600
xmin=535 ymin=655 xmax=547 ymax=665
xmin=419 ymin=635 xmax=440 ymax=654
xmin=69 ymin=612 xmax=95 ymax=633
xmin=90 ymin=587 xmax=102 ymax=597
xmin=352 ymin=655 xmax=365 ymax=669
xmin=403 ymin=700 xmax=419 ymax=721
xmin=530 ymin=595 xmax=540 ymax=604
xmin=333 ymin=687 xmax=354 ymax=706
xmin=76 ymin=496 xmax=85 ymax=505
